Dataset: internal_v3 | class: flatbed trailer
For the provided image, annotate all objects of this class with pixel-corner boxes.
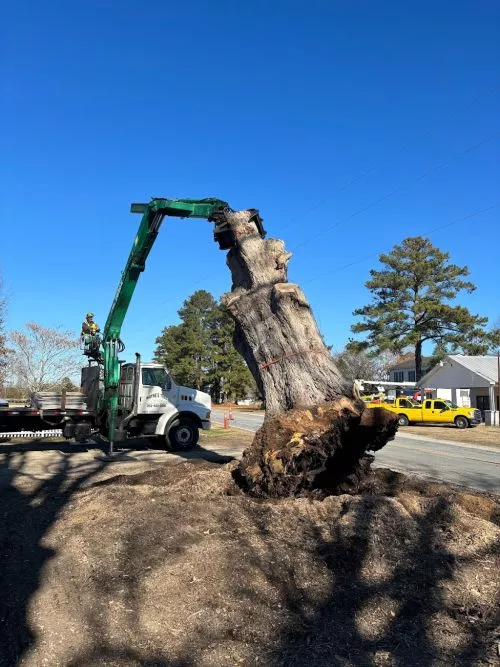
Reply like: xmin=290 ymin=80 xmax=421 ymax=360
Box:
xmin=0 ymin=406 xmax=94 ymax=439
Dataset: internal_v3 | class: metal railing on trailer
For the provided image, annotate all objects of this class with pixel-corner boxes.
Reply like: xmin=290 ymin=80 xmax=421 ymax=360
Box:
xmin=0 ymin=429 xmax=63 ymax=439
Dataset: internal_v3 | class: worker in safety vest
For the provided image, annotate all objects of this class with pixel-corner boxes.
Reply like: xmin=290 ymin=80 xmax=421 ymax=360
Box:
xmin=81 ymin=312 xmax=100 ymax=336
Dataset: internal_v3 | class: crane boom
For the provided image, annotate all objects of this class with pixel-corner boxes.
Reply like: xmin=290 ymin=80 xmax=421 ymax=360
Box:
xmin=91 ymin=197 xmax=265 ymax=452
xmin=103 ymin=198 xmax=230 ymax=342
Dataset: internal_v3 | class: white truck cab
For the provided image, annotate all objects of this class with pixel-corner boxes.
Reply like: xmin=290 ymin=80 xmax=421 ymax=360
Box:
xmin=118 ymin=361 xmax=211 ymax=450
xmin=82 ymin=358 xmax=211 ymax=451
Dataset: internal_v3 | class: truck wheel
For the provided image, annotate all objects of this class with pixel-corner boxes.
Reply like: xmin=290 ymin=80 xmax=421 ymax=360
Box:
xmin=398 ymin=414 xmax=409 ymax=426
xmin=454 ymin=416 xmax=469 ymax=429
xmin=168 ymin=419 xmax=199 ymax=452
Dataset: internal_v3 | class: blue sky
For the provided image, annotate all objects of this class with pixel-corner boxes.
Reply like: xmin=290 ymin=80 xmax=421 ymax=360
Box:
xmin=1 ymin=0 xmax=499 ymax=363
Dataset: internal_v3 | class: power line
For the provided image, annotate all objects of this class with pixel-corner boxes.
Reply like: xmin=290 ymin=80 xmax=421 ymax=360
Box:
xmin=122 ymin=84 xmax=500 ymax=341
xmin=277 ymin=82 xmax=500 ymax=233
xmin=301 ymin=204 xmax=497 ymax=285
xmin=146 ymin=202 xmax=497 ymax=338
xmin=143 ymin=196 xmax=498 ymax=335
xmin=294 ymin=130 xmax=499 ymax=250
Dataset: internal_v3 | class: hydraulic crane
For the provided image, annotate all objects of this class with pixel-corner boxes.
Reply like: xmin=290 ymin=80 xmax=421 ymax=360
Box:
xmin=84 ymin=197 xmax=265 ymax=451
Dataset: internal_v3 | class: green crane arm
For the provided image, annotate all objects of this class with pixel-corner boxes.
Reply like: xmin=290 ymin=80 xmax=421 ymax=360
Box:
xmin=103 ymin=198 xmax=230 ymax=343
xmin=96 ymin=197 xmax=265 ymax=452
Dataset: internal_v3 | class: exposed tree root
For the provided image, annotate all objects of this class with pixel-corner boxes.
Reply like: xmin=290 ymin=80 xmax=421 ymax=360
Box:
xmin=217 ymin=209 xmax=398 ymax=498
xmin=233 ymin=400 xmax=398 ymax=498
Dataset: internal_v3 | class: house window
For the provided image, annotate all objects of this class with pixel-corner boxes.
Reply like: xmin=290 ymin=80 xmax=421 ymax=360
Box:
xmin=393 ymin=371 xmax=404 ymax=382
xmin=408 ymin=371 xmax=416 ymax=382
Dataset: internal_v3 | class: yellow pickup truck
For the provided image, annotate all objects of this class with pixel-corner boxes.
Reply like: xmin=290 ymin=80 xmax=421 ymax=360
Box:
xmin=368 ymin=397 xmax=482 ymax=429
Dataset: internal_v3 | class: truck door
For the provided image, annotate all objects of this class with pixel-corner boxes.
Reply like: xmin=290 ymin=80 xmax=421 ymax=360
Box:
xmin=140 ymin=367 xmax=171 ymax=414
xmin=422 ymin=400 xmax=434 ymax=422
xmin=424 ymin=399 xmax=449 ymax=423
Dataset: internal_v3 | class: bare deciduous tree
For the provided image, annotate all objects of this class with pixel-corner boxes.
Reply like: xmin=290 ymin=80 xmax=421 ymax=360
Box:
xmin=0 ymin=274 xmax=9 ymax=393
xmin=8 ymin=322 xmax=80 ymax=394
xmin=333 ymin=349 xmax=398 ymax=383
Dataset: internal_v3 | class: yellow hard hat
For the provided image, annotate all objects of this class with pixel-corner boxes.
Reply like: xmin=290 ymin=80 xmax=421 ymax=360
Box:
xmin=86 ymin=312 xmax=94 ymax=318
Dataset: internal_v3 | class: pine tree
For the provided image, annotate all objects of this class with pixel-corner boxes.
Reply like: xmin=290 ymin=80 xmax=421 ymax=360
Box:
xmin=209 ymin=306 xmax=256 ymax=402
xmin=154 ymin=290 xmax=218 ymax=391
xmin=351 ymin=237 xmax=497 ymax=380
xmin=154 ymin=290 xmax=256 ymax=401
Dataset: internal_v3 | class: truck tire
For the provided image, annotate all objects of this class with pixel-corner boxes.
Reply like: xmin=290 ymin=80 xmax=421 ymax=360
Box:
xmin=167 ymin=419 xmax=199 ymax=452
xmin=398 ymin=414 xmax=409 ymax=426
xmin=454 ymin=416 xmax=469 ymax=429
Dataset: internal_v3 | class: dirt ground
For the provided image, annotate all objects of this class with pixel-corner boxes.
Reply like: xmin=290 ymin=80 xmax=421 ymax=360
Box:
xmin=0 ymin=427 xmax=499 ymax=667
xmin=403 ymin=424 xmax=500 ymax=448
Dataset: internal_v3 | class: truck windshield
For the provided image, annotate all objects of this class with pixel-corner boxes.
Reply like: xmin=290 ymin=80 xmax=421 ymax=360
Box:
xmin=445 ymin=400 xmax=458 ymax=408
xmin=142 ymin=367 xmax=172 ymax=390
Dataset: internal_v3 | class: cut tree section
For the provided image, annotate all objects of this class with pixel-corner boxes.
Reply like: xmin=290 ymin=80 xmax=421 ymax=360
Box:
xmin=233 ymin=400 xmax=398 ymax=498
xmin=222 ymin=210 xmax=351 ymax=417
xmin=218 ymin=209 xmax=398 ymax=497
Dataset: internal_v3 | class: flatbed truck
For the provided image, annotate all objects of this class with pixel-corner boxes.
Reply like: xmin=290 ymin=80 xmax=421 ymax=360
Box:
xmin=1 ymin=197 xmax=264 ymax=451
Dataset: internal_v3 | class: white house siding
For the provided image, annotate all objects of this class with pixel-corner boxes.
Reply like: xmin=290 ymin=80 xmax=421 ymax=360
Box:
xmin=470 ymin=387 xmax=491 ymax=408
xmin=423 ymin=363 xmax=481 ymax=388
xmin=420 ymin=358 xmax=499 ymax=412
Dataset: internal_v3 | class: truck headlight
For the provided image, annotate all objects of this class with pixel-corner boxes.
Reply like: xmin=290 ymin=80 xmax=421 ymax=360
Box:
xmin=205 ymin=411 xmax=211 ymax=419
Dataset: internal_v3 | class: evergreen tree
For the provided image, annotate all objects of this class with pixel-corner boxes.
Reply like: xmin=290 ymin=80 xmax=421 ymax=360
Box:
xmin=60 ymin=376 xmax=78 ymax=392
xmin=154 ymin=290 xmax=218 ymax=391
xmin=154 ymin=290 xmax=256 ymax=401
xmin=351 ymin=237 xmax=498 ymax=380
xmin=428 ymin=341 xmax=449 ymax=369
xmin=209 ymin=306 xmax=256 ymax=402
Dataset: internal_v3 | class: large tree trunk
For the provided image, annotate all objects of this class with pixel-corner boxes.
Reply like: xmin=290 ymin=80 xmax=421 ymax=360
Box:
xmin=219 ymin=210 xmax=398 ymax=497
xmin=222 ymin=210 xmax=351 ymax=416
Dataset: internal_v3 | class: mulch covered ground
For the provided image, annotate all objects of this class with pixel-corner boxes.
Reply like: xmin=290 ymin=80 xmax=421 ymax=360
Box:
xmin=0 ymin=454 xmax=498 ymax=667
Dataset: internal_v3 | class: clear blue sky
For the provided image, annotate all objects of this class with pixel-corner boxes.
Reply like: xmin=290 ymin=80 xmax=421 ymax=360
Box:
xmin=1 ymin=1 xmax=499 ymax=363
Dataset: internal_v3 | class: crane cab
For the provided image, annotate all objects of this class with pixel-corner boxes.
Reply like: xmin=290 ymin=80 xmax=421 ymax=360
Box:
xmin=118 ymin=361 xmax=212 ymax=449
xmin=81 ymin=360 xmax=211 ymax=450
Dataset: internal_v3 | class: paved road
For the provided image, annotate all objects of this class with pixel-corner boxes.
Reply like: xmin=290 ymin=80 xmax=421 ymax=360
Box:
xmin=213 ymin=409 xmax=500 ymax=494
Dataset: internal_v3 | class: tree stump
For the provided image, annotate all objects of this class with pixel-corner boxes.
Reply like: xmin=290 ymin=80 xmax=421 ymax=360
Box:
xmin=219 ymin=210 xmax=398 ymax=498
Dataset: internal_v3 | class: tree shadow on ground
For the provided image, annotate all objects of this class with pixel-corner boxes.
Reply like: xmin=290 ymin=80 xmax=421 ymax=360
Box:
xmin=115 ymin=436 xmax=235 ymax=465
xmin=1 ymin=444 xmax=497 ymax=667
xmin=0 ymin=437 xmax=234 ymax=465
xmin=228 ymin=475 xmax=499 ymax=666
xmin=0 ymin=451 xmax=113 ymax=665
xmin=0 ymin=438 xmax=93 ymax=454
xmin=0 ymin=442 xmax=222 ymax=667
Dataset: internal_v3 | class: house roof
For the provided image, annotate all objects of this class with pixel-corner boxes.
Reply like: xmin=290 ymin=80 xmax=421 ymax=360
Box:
xmin=420 ymin=355 xmax=499 ymax=386
xmin=389 ymin=356 xmax=431 ymax=371
xmin=447 ymin=355 xmax=499 ymax=383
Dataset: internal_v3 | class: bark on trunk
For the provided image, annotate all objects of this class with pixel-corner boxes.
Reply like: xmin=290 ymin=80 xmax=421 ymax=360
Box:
xmin=415 ymin=339 xmax=422 ymax=382
xmin=222 ymin=211 xmax=351 ymax=416
xmin=219 ymin=210 xmax=398 ymax=497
